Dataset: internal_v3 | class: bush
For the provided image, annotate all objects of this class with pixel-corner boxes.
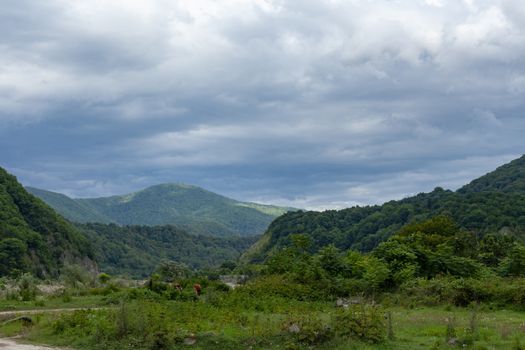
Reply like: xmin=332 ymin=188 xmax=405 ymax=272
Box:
xmin=333 ymin=304 xmax=386 ymax=343
xmin=399 ymin=277 xmax=495 ymax=306
xmin=17 ymin=273 xmax=38 ymax=301
xmin=61 ymin=265 xmax=93 ymax=289
xmin=283 ymin=314 xmax=334 ymax=345
xmin=98 ymin=273 xmax=111 ymax=285
xmin=237 ymin=275 xmax=326 ymax=301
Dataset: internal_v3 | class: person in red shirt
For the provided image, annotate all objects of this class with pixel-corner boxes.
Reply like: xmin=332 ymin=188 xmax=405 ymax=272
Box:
xmin=193 ymin=283 xmax=202 ymax=296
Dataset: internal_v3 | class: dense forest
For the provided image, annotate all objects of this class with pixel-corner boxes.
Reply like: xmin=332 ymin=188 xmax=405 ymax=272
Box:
xmin=244 ymin=155 xmax=525 ymax=262
xmin=78 ymin=223 xmax=258 ymax=278
xmin=0 ymin=167 xmax=94 ymax=278
xmin=263 ymin=215 xmax=525 ymax=300
xmin=28 ymin=184 xmax=294 ymax=237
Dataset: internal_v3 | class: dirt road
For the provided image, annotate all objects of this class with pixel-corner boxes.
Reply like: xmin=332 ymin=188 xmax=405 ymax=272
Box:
xmin=0 ymin=338 xmax=65 ymax=349
xmin=0 ymin=307 xmax=105 ymax=318
xmin=0 ymin=308 xmax=105 ymax=350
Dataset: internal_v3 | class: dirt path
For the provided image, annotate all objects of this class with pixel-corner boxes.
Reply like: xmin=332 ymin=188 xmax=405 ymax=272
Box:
xmin=0 ymin=338 xmax=65 ymax=349
xmin=0 ymin=307 xmax=105 ymax=318
xmin=0 ymin=308 xmax=105 ymax=350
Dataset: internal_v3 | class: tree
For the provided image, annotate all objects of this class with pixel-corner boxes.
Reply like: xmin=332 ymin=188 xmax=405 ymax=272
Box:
xmin=0 ymin=238 xmax=28 ymax=276
xmin=154 ymin=261 xmax=190 ymax=282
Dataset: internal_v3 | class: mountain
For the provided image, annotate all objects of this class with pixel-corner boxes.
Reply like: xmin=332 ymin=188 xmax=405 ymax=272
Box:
xmin=78 ymin=223 xmax=258 ymax=278
xmin=26 ymin=187 xmax=113 ymax=224
xmin=27 ymin=184 xmax=295 ymax=237
xmin=0 ymin=167 xmax=95 ymax=278
xmin=458 ymin=155 xmax=525 ymax=194
xmin=243 ymin=155 xmax=525 ymax=263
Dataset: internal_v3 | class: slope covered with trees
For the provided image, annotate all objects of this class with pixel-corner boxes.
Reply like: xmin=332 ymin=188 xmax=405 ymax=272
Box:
xmin=29 ymin=184 xmax=294 ymax=237
xmin=244 ymin=155 xmax=525 ymax=262
xmin=26 ymin=187 xmax=113 ymax=224
xmin=458 ymin=155 xmax=525 ymax=194
xmin=77 ymin=223 xmax=258 ymax=277
xmin=0 ymin=167 xmax=94 ymax=278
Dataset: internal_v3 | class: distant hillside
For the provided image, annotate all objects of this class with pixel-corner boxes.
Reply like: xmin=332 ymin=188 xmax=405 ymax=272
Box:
xmin=0 ymin=167 xmax=95 ymax=278
xmin=28 ymin=184 xmax=295 ymax=237
xmin=458 ymin=155 xmax=525 ymax=194
xmin=78 ymin=223 xmax=258 ymax=278
xmin=243 ymin=155 xmax=525 ymax=263
xmin=26 ymin=187 xmax=114 ymax=224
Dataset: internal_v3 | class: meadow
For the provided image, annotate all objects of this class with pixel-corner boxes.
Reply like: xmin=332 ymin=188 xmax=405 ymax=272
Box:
xmin=3 ymin=275 xmax=525 ymax=350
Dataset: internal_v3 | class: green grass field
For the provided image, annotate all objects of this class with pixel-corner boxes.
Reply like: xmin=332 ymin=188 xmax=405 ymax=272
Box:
xmin=3 ymin=290 xmax=525 ymax=350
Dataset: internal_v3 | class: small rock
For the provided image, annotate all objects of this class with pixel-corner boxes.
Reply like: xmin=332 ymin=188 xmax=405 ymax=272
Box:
xmin=184 ymin=336 xmax=197 ymax=345
xmin=448 ymin=337 xmax=458 ymax=346
xmin=288 ymin=323 xmax=300 ymax=333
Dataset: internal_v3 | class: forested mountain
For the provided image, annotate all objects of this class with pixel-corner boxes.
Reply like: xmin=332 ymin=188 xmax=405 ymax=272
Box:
xmin=28 ymin=184 xmax=295 ymax=237
xmin=26 ymin=187 xmax=113 ymax=224
xmin=243 ymin=155 xmax=525 ymax=262
xmin=0 ymin=167 xmax=95 ymax=277
xmin=458 ymin=155 xmax=525 ymax=194
xmin=77 ymin=223 xmax=258 ymax=278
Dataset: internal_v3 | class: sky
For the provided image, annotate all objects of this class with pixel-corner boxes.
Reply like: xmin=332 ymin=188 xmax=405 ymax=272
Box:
xmin=1 ymin=0 xmax=524 ymax=210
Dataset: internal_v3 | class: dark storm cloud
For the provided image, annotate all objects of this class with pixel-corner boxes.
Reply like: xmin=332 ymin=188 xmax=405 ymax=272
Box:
xmin=1 ymin=0 xmax=524 ymax=209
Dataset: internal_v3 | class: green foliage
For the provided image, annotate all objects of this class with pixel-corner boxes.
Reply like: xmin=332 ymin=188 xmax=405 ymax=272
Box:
xmin=499 ymin=245 xmax=525 ymax=277
xmin=359 ymin=256 xmax=390 ymax=292
xmin=61 ymin=264 xmax=93 ymax=288
xmin=257 ymin=214 xmax=525 ymax=306
xmin=317 ymin=245 xmax=345 ymax=276
xmin=283 ymin=315 xmax=334 ymax=345
xmin=458 ymin=155 xmax=525 ymax=194
xmin=393 ymin=275 xmax=525 ymax=307
xmin=17 ymin=273 xmax=38 ymax=301
xmin=98 ymin=273 xmax=111 ymax=284
xmin=79 ymin=223 xmax=258 ymax=277
xmin=0 ymin=167 xmax=94 ymax=278
xmin=334 ymin=304 xmax=386 ymax=343
xmin=0 ymin=238 xmax=28 ymax=277
xmin=30 ymin=183 xmax=295 ymax=237
xmin=153 ymin=260 xmax=191 ymax=282
xmin=376 ymin=216 xmax=484 ymax=280
xmin=247 ymin=155 xmax=525 ymax=263
xmin=25 ymin=187 xmax=114 ymax=224
xmin=237 ymin=275 xmax=323 ymax=301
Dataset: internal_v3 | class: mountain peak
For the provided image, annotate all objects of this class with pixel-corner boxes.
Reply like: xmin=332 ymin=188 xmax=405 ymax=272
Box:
xmin=28 ymin=183 xmax=294 ymax=237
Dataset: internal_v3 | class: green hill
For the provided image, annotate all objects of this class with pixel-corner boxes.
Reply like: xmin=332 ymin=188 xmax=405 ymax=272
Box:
xmin=78 ymin=223 xmax=258 ymax=278
xmin=243 ymin=155 xmax=525 ymax=262
xmin=458 ymin=155 xmax=525 ymax=194
xmin=28 ymin=184 xmax=295 ymax=237
xmin=0 ymin=167 xmax=95 ymax=278
xmin=26 ymin=187 xmax=114 ymax=224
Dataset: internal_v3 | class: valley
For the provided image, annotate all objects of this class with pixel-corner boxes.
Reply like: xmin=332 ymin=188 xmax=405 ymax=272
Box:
xmin=2 ymin=155 xmax=525 ymax=349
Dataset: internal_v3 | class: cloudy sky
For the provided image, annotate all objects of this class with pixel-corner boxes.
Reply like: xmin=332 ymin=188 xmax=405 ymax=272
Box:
xmin=1 ymin=0 xmax=524 ymax=209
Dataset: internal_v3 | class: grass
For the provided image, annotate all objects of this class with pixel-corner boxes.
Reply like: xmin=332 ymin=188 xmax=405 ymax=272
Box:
xmin=3 ymin=287 xmax=525 ymax=349
xmin=0 ymin=294 xmax=107 ymax=312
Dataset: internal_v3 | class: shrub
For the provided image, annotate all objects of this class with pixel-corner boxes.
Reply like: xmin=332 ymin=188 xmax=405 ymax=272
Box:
xmin=282 ymin=314 xmax=334 ymax=345
xmin=98 ymin=273 xmax=111 ymax=285
xmin=399 ymin=276 xmax=495 ymax=306
xmin=333 ymin=304 xmax=386 ymax=343
xmin=60 ymin=265 xmax=93 ymax=289
xmin=17 ymin=273 xmax=38 ymax=301
xmin=238 ymin=275 xmax=325 ymax=301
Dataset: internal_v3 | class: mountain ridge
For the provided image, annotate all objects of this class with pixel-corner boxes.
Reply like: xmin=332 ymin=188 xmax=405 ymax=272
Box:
xmin=0 ymin=167 xmax=95 ymax=277
xmin=27 ymin=183 xmax=296 ymax=237
xmin=242 ymin=154 xmax=525 ymax=263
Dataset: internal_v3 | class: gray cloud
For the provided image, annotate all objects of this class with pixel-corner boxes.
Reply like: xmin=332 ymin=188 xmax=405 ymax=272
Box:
xmin=1 ymin=0 xmax=524 ymax=209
